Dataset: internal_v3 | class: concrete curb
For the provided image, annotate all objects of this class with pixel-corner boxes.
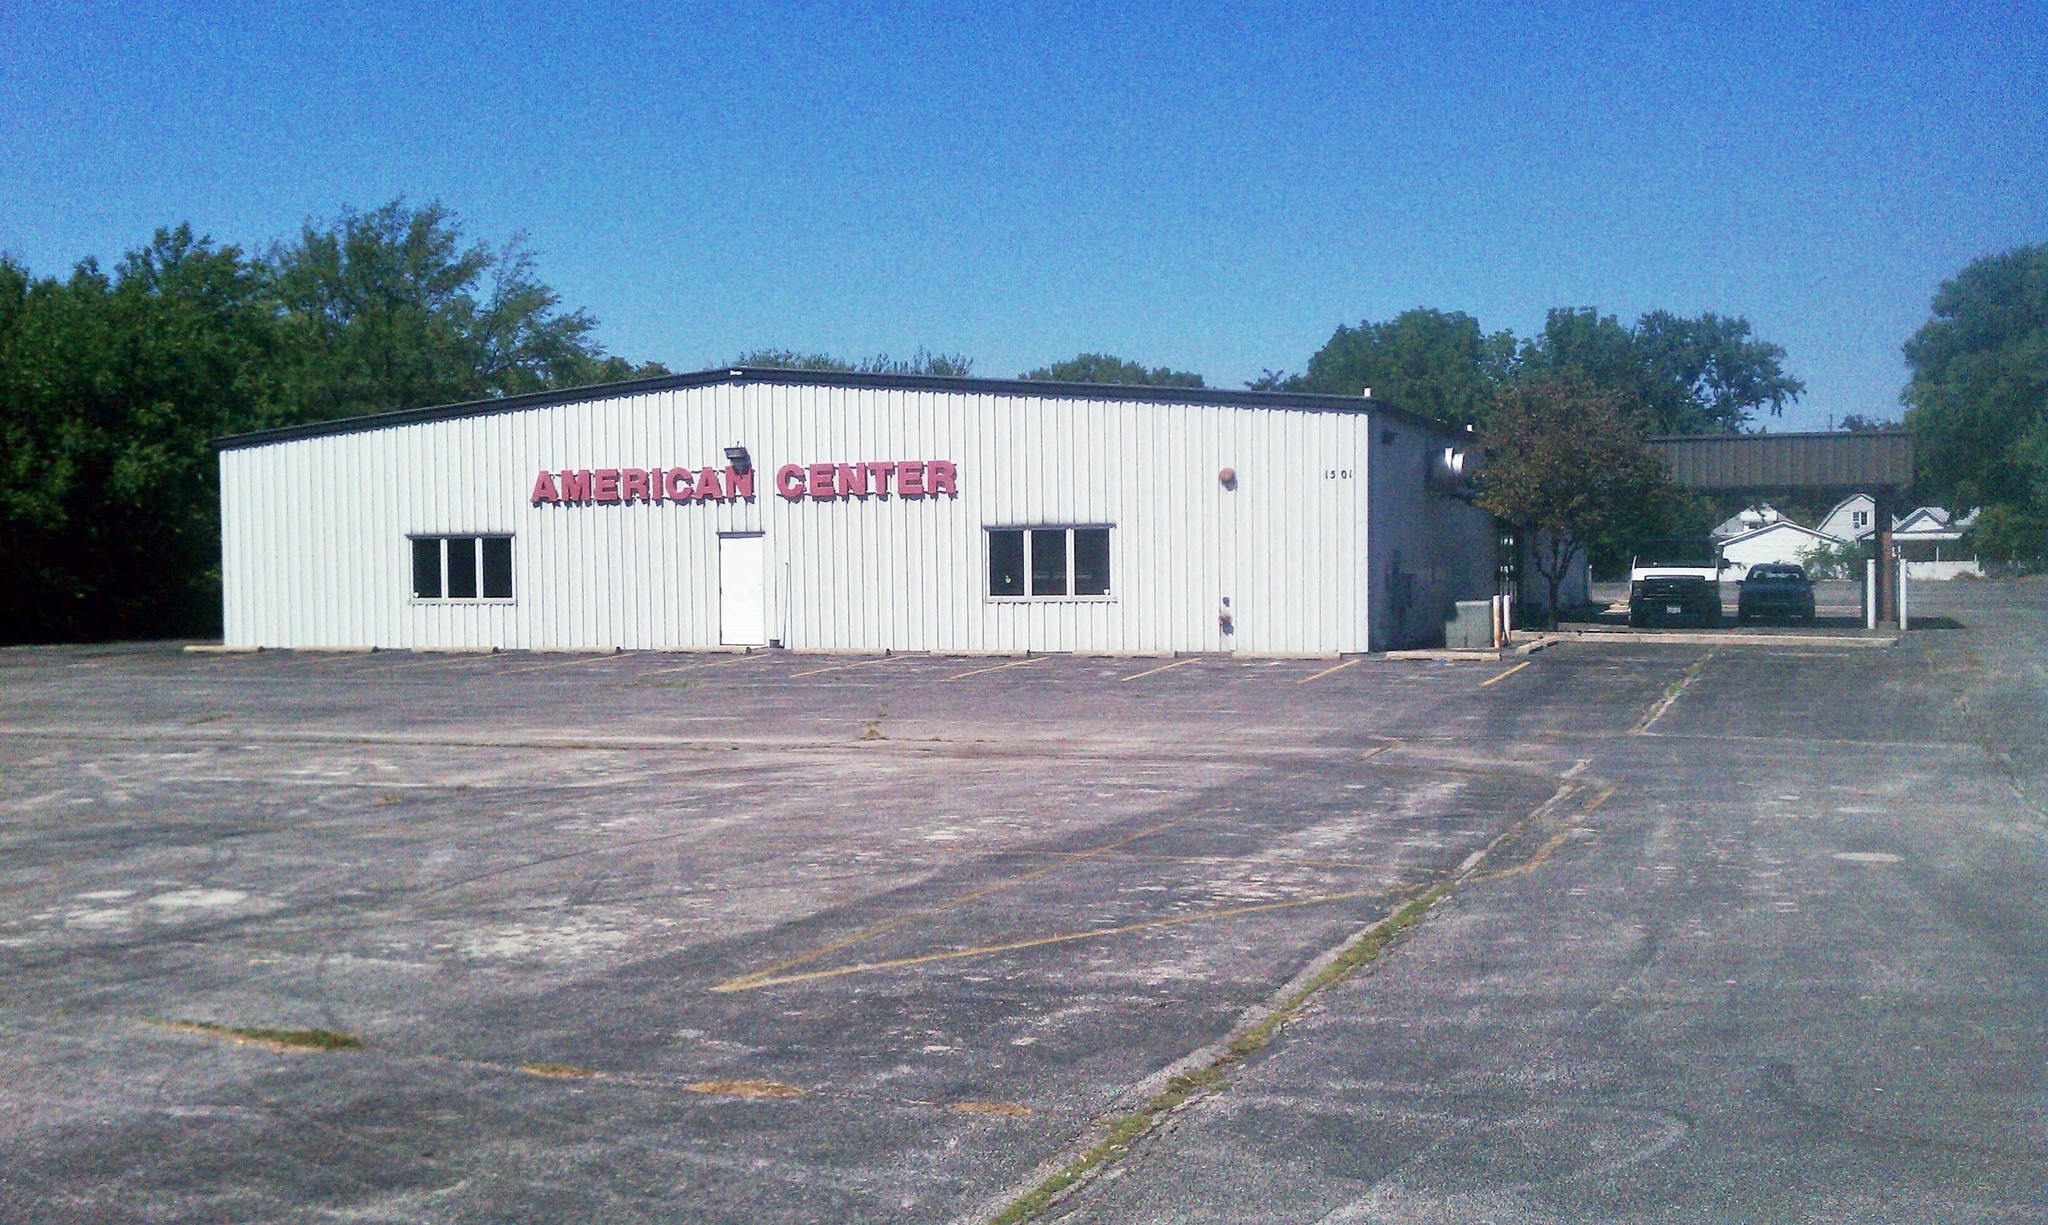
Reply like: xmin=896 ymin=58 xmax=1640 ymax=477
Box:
xmin=1545 ymin=628 xmax=1897 ymax=647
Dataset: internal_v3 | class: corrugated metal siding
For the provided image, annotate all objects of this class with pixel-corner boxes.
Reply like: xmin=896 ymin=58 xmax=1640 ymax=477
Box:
xmin=220 ymin=382 xmax=1480 ymax=653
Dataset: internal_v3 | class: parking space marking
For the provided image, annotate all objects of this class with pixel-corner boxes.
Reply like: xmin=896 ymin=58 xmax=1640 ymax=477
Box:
xmin=712 ymin=815 xmax=1188 ymax=992
xmin=1297 ymin=658 xmax=1361 ymax=684
xmin=640 ymin=654 xmax=756 ymax=676
xmin=1120 ymin=657 xmax=1202 ymax=682
xmin=1479 ymin=660 xmax=1533 ymax=688
xmin=790 ymin=655 xmax=899 ymax=679
xmin=324 ymin=655 xmax=488 ymax=677
xmin=943 ymin=656 xmax=1047 ymax=682
xmin=492 ymin=653 xmax=626 ymax=677
xmin=1470 ymin=785 xmax=1615 ymax=882
xmin=1636 ymin=647 xmax=1718 ymax=734
xmin=715 ymin=884 xmax=1405 ymax=992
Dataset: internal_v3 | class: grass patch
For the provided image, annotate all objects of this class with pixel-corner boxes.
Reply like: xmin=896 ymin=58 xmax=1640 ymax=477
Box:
xmin=155 ymin=1019 xmax=362 ymax=1052
xmin=859 ymin=706 xmax=889 ymax=741
xmin=520 ymin=1062 xmax=598 ymax=1079
xmin=683 ymin=1078 xmax=806 ymax=1099
xmin=989 ymin=885 xmax=1450 ymax=1224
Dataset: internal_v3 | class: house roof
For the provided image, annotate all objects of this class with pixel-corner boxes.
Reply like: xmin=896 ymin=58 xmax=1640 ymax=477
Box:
xmin=214 ymin=366 xmax=1466 ymax=451
xmin=1717 ymin=520 xmax=1842 ymax=548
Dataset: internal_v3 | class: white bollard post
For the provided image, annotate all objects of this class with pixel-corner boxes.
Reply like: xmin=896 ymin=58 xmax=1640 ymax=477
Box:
xmin=1865 ymin=558 xmax=1877 ymax=630
xmin=1898 ymin=557 xmax=1909 ymax=631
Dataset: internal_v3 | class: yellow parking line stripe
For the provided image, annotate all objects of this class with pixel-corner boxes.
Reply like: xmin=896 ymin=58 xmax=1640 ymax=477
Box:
xmin=641 ymin=654 xmax=755 ymax=676
xmin=716 ymin=885 xmax=1397 ymax=992
xmin=1297 ymin=658 xmax=1361 ymax=684
xmin=494 ymin=653 xmax=624 ymax=677
xmin=791 ymin=655 xmax=898 ymax=679
xmin=1120 ymin=657 xmax=1201 ymax=682
xmin=943 ymin=656 xmax=1047 ymax=682
xmin=1479 ymin=660 xmax=1533 ymax=687
xmin=713 ymin=816 xmax=1186 ymax=992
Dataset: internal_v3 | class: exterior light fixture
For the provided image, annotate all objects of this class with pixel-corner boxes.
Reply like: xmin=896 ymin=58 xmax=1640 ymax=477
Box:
xmin=724 ymin=445 xmax=753 ymax=473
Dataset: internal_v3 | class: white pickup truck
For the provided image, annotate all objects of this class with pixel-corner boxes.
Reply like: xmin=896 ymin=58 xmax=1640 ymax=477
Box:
xmin=1628 ymin=538 xmax=1729 ymax=628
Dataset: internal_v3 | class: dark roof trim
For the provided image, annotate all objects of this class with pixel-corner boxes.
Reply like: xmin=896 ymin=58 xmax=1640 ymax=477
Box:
xmin=1647 ymin=429 xmax=1916 ymax=492
xmin=214 ymin=366 xmax=1467 ymax=450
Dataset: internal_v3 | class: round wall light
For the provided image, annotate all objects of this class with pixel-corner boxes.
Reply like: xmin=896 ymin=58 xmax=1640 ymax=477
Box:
xmin=1219 ymin=467 xmax=1237 ymax=487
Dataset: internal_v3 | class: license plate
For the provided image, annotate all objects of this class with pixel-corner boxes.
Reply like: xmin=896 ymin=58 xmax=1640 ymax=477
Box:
xmin=1666 ymin=604 xmax=1683 ymax=614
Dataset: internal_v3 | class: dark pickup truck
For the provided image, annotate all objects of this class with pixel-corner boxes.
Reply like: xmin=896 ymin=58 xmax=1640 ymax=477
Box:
xmin=1737 ymin=562 xmax=1817 ymax=624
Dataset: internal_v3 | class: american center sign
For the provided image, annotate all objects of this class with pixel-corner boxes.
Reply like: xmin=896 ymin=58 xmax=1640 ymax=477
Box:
xmin=531 ymin=459 xmax=958 ymax=506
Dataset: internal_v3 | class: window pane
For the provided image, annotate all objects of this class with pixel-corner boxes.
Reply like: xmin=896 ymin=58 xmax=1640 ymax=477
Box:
xmin=1073 ymin=528 xmax=1110 ymax=595
xmin=1030 ymin=529 xmax=1068 ymax=596
xmin=988 ymin=530 xmax=1025 ymax=597
xmin=412 ymin=538 xmax=442 ymax=599
xmin=446 ymin=537 xmax=479 ymax=599
xmin=481 ymin=537 xmax=513 ymax=599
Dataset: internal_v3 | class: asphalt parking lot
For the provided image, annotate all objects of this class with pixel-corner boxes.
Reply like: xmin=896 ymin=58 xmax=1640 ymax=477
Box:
xmin=3 ymin=581 xmax=2045 ymax=1222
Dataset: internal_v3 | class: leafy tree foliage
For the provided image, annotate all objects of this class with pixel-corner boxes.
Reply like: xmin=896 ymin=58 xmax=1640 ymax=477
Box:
xmin=1903 ymin=243 xmax=2048 ymax=561
xmin=1019 ymin=353 xmax=1204 ymax=387
xmin=1474 ymin=375 xmax=1677 ymax=623
xmin=732 ymin=346 xmax=975 ymax=376
xmin=1258 ymin=306 xmax=1799 ymax=436
xmin=1519 ymin=307 xmax=1803 ymax=435
xmin=0 ymin=202 xmax=662 ymax=643
xmin=1251 ymin=309 xmax=1513 ymax=425
xmin=1836 ymin=413 xmax=1896 ymax=432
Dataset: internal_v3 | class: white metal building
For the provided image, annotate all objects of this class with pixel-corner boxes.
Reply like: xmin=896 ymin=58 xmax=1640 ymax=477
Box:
xmin=216 ymin=368 xmax=1495 ymax=655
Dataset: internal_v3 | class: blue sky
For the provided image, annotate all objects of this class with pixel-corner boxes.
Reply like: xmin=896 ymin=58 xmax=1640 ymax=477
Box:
xmin=3 ymin=1 xmax=2042 ymax=430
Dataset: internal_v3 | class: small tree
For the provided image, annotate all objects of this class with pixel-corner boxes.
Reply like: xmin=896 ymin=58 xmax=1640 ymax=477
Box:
xmin=1476 ymin=376 xmax=1674 ymax=627
xmin=1797 ymin=535 xmax=1871 ymax=580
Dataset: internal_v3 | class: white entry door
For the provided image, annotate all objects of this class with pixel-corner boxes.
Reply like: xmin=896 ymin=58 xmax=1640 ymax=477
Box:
xmin=718 ymin=533 xmax=768 ymax=646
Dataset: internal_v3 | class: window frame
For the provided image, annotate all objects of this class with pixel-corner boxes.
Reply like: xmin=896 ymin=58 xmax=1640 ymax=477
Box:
xmin=984 ymin=524 xmax=1115 ymax=603
xmin=408 ymin=534 xmax=516 ymax=604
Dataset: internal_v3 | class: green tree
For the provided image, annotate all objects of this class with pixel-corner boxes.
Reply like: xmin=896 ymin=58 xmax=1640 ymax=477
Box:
xmin=272 ymin=199 xmax=657 ymax=422
xmin=1475 ymin=375 xmax=1676 ymax=625
xmin=0 ymin=228 xmax=282 ymax=641
xmin=1521 ymin=307 xmax=1802 ymax=435
xmin=1836 ymin=413 xmax=1896 ymax=432
xmin=1019 ymin=352 xmax=1205 ymax=387
xmin=1251 ymin=308 xmax=1514 ymax=426
xmin=0 ymin=204 xmax=663 ymax=643
xmin=1902 ymin=243 xmax=2048 ymax=560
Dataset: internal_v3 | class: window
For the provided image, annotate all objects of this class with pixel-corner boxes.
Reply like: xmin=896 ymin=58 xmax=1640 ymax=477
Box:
xmin=986 ymin=527 xmax=1111 ymax=600
xmin=1852 ymin=510 xmax=1869 ymax=529
xmin=411 ymin=536 xmax=513 ymax=601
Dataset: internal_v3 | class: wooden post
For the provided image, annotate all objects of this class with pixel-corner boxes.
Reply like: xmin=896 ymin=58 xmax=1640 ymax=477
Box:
xmin=1874 ymin=489 xmax=1897 ymax=626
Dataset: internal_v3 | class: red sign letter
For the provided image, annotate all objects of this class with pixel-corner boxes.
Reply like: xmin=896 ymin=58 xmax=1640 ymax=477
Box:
xmin=593 ymin=469 xmax=622 ymax=503
xmin=776 ymin=464 xmax=804 ymax=499
xmin=694 ymin=466 xmax=725 ymax=501
xmin=898 ymin=461 xmax=927 ymax=497
xmin=530 ymin=470 xmax=560 ymax=504
xmin=869 ymin=461 xmax=896 ymax=496
xmin=667 ymin=467 xmax=695 ymax=500
xmin=927 ymin=460 xmax=957 ymax=496
xmin=807 ymin=463 xmax=836 ymax=499
xmin=559 ymin=470 xmax=593 ymax=503
xmin=621 ymin=468 xmax=650 ymax=503
xmin=726 ymin=466 xmax=756 ymax=499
